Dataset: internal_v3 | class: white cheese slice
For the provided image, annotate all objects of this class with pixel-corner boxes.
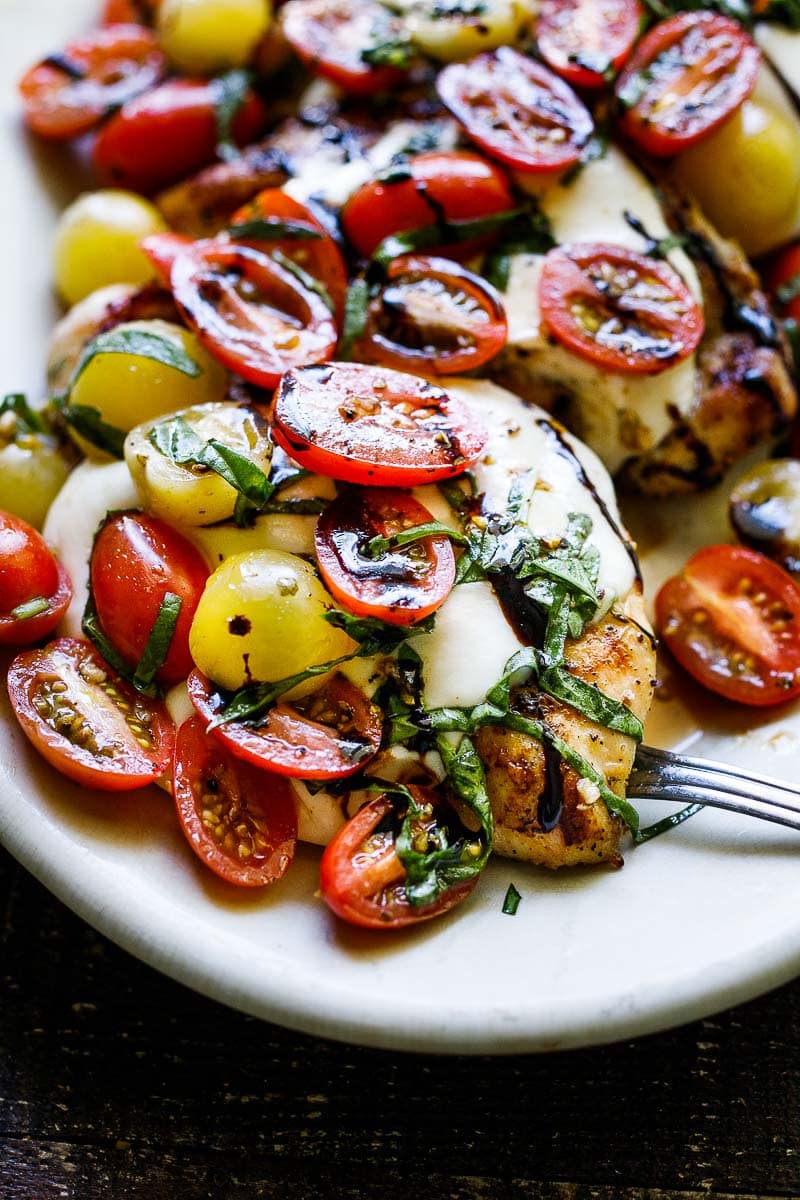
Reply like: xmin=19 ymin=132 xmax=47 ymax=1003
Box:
xmin=755 ymin=24 xmax=800 ymax=97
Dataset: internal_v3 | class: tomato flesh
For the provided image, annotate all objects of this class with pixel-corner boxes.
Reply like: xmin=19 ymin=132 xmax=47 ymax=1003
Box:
xmin=188 ymin=670 xmax=383 ymax=780
xmin=537 ymin=0 xmax=643 ymax=89
xmin=616 ymin=12 xmax=760 ymax=157
xmin=282 ymin=0 xmax=409 ymax=96
xmin=320 ymin=789 xmax=480 ymax=930
xmin=353 ymin=255 xmax=507 ymax=375
xmin=168 ymin=240 xmax=338 ymax=388
xmin=90 ymin=511 xmax=210 ymax=687
xmin=230 ymin=188 xmax=348 ymax=324
xmin=93 ymin=78 xmax=267 ymax=194
xmin=0 ymin=512 xmax=72 ymax=646
xmin=315 ymin=488 xmax=456 ymax=626
xmin=765 ymin=242 xmax=800 ymax=327
xmin=341 ymin=151 xmax=515 ymax=260
xmin=655 ymin=545 xmax=800 ymax=707
xmin=272 ymin=362 xmax=487 ymax=486
xmin=8 ymin=638 xmax=175 ymax=789
xmin=436 ymin=48 xmax=594 ymax=174
xmin=538 ymin=242 xmax=704 ymax=375
xmin=19 ymin=24 xmax=166 ymax=141
xmin=173 ymin=715 xmax=297 ymax=886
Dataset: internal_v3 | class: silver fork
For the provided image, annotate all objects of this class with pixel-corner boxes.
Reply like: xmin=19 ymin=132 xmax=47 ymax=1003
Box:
xmin=630 ymin=744 xmax=800 ymax=833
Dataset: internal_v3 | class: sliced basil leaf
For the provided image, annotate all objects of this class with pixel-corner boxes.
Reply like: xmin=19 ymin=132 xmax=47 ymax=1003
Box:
xmin=148 ymin=417 xmax=273 ymax=522
xmin=82 ymin=589 xmax=154 ymax=695
xmin=539 ymin=666 xmax=643 ymax=740
xmin=269 ymin=248 xmax=335 ymax=313
xmin=371 ymin=206 xmax=525 ymax=268
xmin=228 ymin=217 xmax=323 ymax=242
xmin=483 ymin=207 xmax=557 ymax=292
xmin=72 ymin=329 xmax=202 ymax=387
xmin=366 ymin=521 xmax=469 ymax=559
xmin=323 ymin=608 xmax=436 ymax=657
xmin=633 ymin=803 xmax=704 ymax=844
xmin=340 ymin=277 xmax=371 ymax=360
xmin=361 ymin=37 xmax=414 ymax=67
xmin=213 ymin=68 xmax=252 ymax=162
xmin=502 ymin=882 xmax=521 ymax=915
xmin=209 ymin=651 xmax=357 ymax=729
xmin=132 ymin=592 xmax=183 ymax=693
xmin=258 ymin=497 xmax=327 ymax=516
xmin=1 ymin=392 xmax=46 ymax=436
xmin=10 ymin=596 xmax=49 ymax=620
xmin=52 ymin=394 xmax=126 ymax=459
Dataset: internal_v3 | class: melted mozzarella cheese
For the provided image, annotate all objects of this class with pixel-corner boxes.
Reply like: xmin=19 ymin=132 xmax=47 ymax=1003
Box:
xmin=502 ymin=146 xmax=701 ymax=475
xmin=755 ymin=25 xmax=800 ymax=98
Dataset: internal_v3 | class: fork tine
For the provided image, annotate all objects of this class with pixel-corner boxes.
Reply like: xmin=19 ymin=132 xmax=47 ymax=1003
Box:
xmin=630 ymin=744 xmax=800 ymax=833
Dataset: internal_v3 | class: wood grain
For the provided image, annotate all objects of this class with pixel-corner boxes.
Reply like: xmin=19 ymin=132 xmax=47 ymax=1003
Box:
xmin=2 ymin=844 xmax=800 ymax=1199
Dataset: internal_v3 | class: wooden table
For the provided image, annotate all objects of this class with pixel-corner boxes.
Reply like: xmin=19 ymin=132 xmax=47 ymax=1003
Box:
xmin=2 ymin=844 xmax=799 ymax=1199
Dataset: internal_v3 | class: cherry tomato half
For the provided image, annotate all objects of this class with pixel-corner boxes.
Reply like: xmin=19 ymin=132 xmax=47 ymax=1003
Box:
xmin=173 ymin=715 xmax=297 ymax=886
xmin=655 ymin=545 xmax=800 ymax=707
xmin=538 ymin=242 xmax=704 ymax=375
xmin=537 ymin=0 xmax=643 ymax=90
xmin=0 ymin=512 xmax=72 ymax=646
xmin=8 ymin=638 xmax=175 ymax=789
xmin=19 ymin=24 xmax=166 ymax=141
xmin=168 ymin=240 xmax=338 ymax=388
xmin=319 ymin=789 xmax=480 ymax=930
xmin=229 ymin=188 xmax=348 ymax=324
xmin=352 ymin=255 xmax=507 ymax=375
xmin=272 ymin=362 xmax=488 ymax=485
xmin=101 ymin=0 xmax=156 ymax=23
xmin=282 ymin=0 xmax=409 ymax=96
xmin=93 ymin=78 xmax=267 ymax=194
xmin=188 ymin=670 xmax=383 ymax=780
xmin=341 ymin=151 xmax=515 ymax=261
xmin=436 ymin=48 xmax=594 ymax=175
xmin=616 ymin=12 xmax=760 ymax=157
xmin=90 ymin=511 xmax=209 ymax=687
xmin=315 ymin=488 xmax=456 ymax=626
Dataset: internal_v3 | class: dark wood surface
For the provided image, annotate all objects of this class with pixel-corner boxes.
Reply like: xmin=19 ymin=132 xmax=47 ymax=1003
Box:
xmin=2 ymin=842 xmax=799 ymax=1200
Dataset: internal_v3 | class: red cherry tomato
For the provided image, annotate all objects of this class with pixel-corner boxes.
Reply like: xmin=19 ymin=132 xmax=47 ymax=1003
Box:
xmin=272 ymin=362 xmax=488 ymax=486
xmin=172 ymin=715 xmax=297 ymax=886
xmin=436 ymin=48 xmax=594 ymax=175
xmin=341 ymin=151 xmax=515 ymax=260
xmin=229 ymin=188 xmax=348 ymax=324
xmin=352 ymin=255 xmax=507 ymax=375
xmin=167 ymin=239 xmax=338 ymax=388
xmin=616 ymin=12 xmax=760 ymax=157
xmin=537 ymin=0 xmax=643 ymax=89
xmin=282 ymin=0 xmax=409 ymax=96
xmin=0 ymin=512 xmax=72 ymax=646
xmin=101 ymin=0 xmax=155 ymax=22
xmin=188 ymin=670 xmax=383 ymax=780
xmin=538 ymin=242 xmax=704 ymax=375
xmin=8 ymin=638 xmax=175 ymax=789
xmin=89 ymin=511 xmax=209 ymax=687
xmin=320 ymin=789 xmax=480 ymax=930
xmin=19 ymin=24 xmax=166 ymax=141
xmin=315 ymin=488 xmax=456 ymax=626
xmin=93 ymin=78 xmax=267 ymax=194
xmin=764 ymin=243 xmax=800 ymax=325
xmin=655 ymin=545 xmax=800 ymax=707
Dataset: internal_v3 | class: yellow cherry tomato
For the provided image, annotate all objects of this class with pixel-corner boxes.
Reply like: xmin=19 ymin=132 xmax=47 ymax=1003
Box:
xmin=672 ymin=98 xmax=800 ymax=258
xmin=405 ymin=0 xmax=529 ymax=62
xmin=157 ymin=0 xmax=272 ymax=73
xmin=68 ymin=320 xmax=227 ymax=458
xmin=53 ymin=191 xmax=167 ymax=306
xmin=189 ymin=549 xmax=356 ymax=692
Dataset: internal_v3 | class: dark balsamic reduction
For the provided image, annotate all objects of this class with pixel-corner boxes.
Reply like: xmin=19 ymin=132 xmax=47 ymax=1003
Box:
xmin=539 ymin=733 xmax=565 ymax=833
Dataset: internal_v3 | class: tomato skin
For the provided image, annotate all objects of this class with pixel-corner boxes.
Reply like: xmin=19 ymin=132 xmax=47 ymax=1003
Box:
xmin=272 ymin=362 xmax=488 ymax=486
xmin=93 ymin=78 xmax=268 ymax=194
xmin=353 ymin=255 xmax=507 ymax=375
xmin=315 ymin=488 xmax=456 ymax=626
xmin=437 ymin=49 xmax=594 ymax=175
xmin=19 ymin=24 xmax=167 ymax=141
xmin=229 ymin=188 xmax=348 ymax=324
xmin=764 ymin=243 xmax=800 ymax=326
xmin=320 ymin=791 xmax=479 ymax=930
xmin=0 ymin=512 xmax=72 ymax=646
xmin=102 ymin=0 xmax=156 ymax=23
xmin=655 ymin=545 xmax=800 ymax=707
xmin=537 ymin=0 xmax=643 ymax=90
xmin=188 ymin=670 xmax=383 ymax=780
xmin=282 ymin=0 xmax=408 ymax=96
xmin=173 ymin=715 xmax=297 ymax=887
xmin=140 ymin=231 xmax=195 ymax=281
xmin=538 ymin=242 xmax=704 ymax=375
xmin=90 ymin=511 xmax=210 ymax=686
xmin=168 ymin=240 xmax=338 ymax=388
xmin=616 ymin=12 xmax=760 ymax=157
xmin=8 ymin=638 xmax=175 ymax=789
xmin=341 ymin=151 xmax=515 ymax=260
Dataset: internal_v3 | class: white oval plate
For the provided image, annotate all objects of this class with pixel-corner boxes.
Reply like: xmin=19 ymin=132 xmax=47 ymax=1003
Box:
xmin=3 ymin=0 xmax=800 ymax=1054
